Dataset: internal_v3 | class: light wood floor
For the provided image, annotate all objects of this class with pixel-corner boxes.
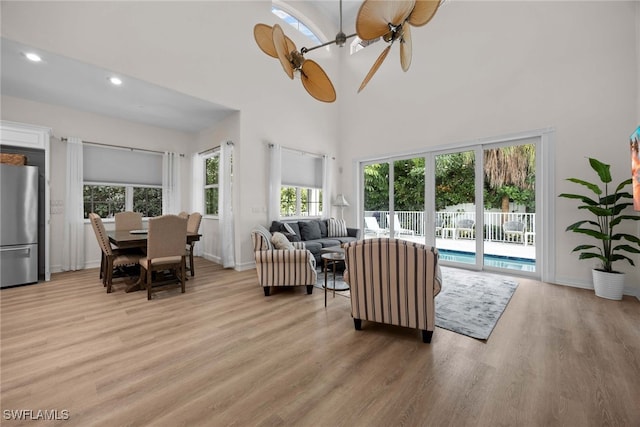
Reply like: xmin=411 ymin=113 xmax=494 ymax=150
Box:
xmin=1 ymin=259 xmax=639 ymax=426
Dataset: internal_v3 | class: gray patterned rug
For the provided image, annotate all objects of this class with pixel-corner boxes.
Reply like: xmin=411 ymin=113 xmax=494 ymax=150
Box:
xmin=436 ymin=267 xmax=518 ymax=340
xmin=317 ymin=267 xmax=518 ymax=341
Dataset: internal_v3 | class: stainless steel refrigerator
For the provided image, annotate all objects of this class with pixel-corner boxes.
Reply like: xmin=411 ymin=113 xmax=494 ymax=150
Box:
xmin=1 ymin=164 xmax=39 ymax=287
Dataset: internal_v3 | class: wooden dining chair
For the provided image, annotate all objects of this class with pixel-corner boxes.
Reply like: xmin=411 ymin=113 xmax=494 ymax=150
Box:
xmin=115 ymin=211 xmax=143 ymax=231
xmin=185 ymin=212 xmax=202 ymax=276
xmin=88 ymin=213 xmax=142 ymax=293
xmin=139 ymin=215 xmax=188 ymax=300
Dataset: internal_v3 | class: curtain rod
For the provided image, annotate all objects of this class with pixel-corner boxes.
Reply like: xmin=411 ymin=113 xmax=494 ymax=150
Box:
xmin=198 ymin=140 xmax=233 ymax=155
xmin=59 ymin=137 xmax=184 ymax=157
xmin=267 ymin=143 xmax=334 ymax=160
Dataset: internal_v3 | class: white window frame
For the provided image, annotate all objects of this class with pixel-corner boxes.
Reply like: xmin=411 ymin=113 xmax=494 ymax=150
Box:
xmin=280 ymin=186 xmax=323 ymax=218
xmin=83 ymin=181 xmax=162 ymax=219
xmin=203 ymin=150 xmax=220 ymax=218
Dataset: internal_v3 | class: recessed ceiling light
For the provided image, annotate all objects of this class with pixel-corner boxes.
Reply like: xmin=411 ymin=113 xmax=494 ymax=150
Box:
xmin=108 ymin=76 xmax=123 ymax=86
xmin=24 ymin=52 xmax=42 ymax=62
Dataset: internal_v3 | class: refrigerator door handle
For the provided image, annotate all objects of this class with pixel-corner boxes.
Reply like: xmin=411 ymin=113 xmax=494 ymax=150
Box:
xmin=1 ymin=246 xmax=32 ymax=253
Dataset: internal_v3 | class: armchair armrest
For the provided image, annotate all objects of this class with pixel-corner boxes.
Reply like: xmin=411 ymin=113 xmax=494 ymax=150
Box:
xmin=255 ymin=248 xmax=314 ymax=265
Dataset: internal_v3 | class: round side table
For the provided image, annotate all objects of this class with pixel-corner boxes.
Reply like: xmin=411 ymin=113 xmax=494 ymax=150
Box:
xmin=321 ymin=252 xmax=348 ymax=307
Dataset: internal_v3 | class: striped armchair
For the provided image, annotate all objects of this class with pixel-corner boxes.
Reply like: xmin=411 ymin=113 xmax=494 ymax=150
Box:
xmin=251 ymin=225 xmax=317 ymax=296
xmin=343 ymin=238 xmax=442 ymax=343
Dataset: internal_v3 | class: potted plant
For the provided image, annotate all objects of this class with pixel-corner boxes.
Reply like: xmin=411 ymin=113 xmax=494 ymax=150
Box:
xmin=559 ymin=157 xmax=640 ymax=300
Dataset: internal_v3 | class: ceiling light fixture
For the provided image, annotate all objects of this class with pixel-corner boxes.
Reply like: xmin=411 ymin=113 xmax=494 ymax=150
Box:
xmin=24 ymin=52 xmax=42 ymax=62
xmin=253 ymin=0 xmax=443 ymax=102
xmin=108 ymin=76 xmax=123 ymax=86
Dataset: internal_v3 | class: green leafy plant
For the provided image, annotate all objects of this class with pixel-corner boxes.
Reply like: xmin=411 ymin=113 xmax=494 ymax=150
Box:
xmin=559 ymin=158 xmax=640 ymax=273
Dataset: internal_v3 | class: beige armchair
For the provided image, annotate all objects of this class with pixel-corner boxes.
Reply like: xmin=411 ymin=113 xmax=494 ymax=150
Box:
xmin=343 ymin=238 xmax=442 ymax=343
xmin=251 ymin=225 xmax=317 ymax=296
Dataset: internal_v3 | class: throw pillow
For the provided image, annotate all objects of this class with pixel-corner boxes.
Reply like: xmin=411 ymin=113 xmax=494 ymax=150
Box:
xmin=317 ymin=220 xmax=328 ymax=238
xmin=328 ymin=218 xmax=348 ymax=237
xmin=298 ymin=221 xmax=322 ymax=241
xmin=282 ymin=232 xmax=301 ymax=242
xmin=271 ymin=232 xmax=294 ymax=250
xmin=283 ymin=222 xmax=296 ymax=235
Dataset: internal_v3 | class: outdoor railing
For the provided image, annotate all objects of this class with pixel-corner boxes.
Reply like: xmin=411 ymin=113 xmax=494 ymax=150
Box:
xmin=364 ymin=210 xmax=536 ymax=244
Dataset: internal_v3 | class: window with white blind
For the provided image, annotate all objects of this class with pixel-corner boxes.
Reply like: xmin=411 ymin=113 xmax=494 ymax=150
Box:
xmin=82 ymin=144 xmax=163 ymax=218
xmin=280 ymin=149 xmax=323 ymax=218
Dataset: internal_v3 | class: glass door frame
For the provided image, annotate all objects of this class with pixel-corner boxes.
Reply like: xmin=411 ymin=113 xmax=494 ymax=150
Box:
xmin=356 ymin=128 xmax=556 ymax=282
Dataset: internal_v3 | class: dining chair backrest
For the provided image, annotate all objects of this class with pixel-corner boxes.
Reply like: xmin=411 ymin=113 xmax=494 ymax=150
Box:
xmin=187 ymin=212 xmax=202 ymax=234
xmin=89 ymin=213 xmax=113 ymax=256
xmin=178 ymin=211 xmax=189 ymax=219
xmin=147 ymin=215 xmax=187 ymax=261
xmin=115 ymin=211 xmax=143 ymax=231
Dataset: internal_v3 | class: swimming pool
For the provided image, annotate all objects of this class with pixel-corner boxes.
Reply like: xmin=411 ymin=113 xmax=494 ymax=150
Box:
xmin=438 ymin=249 xmax=536 ymax=272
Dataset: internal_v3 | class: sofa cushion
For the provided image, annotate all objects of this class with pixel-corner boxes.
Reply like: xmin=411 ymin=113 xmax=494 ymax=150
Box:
xmin=302 ymin=240 xmax=322 ymax=254
xmin=314 ymin=238 xmax=341 ymax=248
xmin=328 ymin=218 xmax=348 ymax=237
xmin=333 ymin=236 xmax=357 ymax=245
xmin=299 ymin=220 xmax=322 ymax=241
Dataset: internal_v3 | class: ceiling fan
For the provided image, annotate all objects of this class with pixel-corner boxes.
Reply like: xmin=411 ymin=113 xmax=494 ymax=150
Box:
xmin=254 ymin=0 xmax=356 ymax=103
xmin=253 ymin=0 xmax=442 ymax=102
xmin=356 ymin=0 xmax=442 ymax=92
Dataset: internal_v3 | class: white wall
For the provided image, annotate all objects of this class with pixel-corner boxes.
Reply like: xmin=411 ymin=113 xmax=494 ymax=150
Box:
xmin=2 ymin=1 xmax=638 ymax=294
xmin=338 ymin=1 xmax=640 ymax=294
xmin=0 ymin=1 xmax=341 ymax=272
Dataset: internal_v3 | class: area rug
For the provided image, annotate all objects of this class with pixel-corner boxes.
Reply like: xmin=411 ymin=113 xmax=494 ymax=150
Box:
xmin=316 ymin=267 xmax=518 ymax=341
xmin=436 ymin=267 xmax=518 ymax=340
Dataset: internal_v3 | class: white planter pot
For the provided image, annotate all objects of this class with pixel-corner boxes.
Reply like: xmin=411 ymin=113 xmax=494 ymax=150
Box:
xmin=592 ymin=269 xmax=625 ymax=300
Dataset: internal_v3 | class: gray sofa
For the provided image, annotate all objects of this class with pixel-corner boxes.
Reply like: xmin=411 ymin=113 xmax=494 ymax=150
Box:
xmin=270 ymin=219 xmax=360 ymax=264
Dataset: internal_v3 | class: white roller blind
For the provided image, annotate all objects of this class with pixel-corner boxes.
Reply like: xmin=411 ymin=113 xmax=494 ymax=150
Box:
xmin=83 ymin=145 xmax=162 ymax=185
xmin=281 ymin=149 xmax=322 ymax=188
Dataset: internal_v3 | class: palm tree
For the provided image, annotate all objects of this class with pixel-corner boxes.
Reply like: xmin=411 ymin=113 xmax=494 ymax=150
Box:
xmin=483 ymin=144 xmax=535 ymax=214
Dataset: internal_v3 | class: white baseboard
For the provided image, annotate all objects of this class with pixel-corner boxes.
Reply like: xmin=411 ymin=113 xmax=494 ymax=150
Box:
xmin=554 ymin=275 xmax=640 ymax=298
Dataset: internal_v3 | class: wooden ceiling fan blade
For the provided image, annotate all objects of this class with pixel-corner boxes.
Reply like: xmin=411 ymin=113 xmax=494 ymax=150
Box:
xmin=254 ymin=23 xmax=278 ymax=58
xmin=407 ymin=0 xmax=441 ymax=27
xmin=272 ymin=24 xmax=294 ymax=80
xmin=254 ymin=23 xmax=296 ymax=58
xmin=400 ymin=24 xmax=412 ymax=72
xmin=300 ymin=60 xmax=336 ymax=103
xmin=358 ymin=45 xmax=392 ymax=93
xmin=356 ymin=0 xmax=416 ymax=41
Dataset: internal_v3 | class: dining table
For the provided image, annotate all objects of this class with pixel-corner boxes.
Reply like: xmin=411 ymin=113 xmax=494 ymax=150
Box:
xmin=107 ymin=229 xmax=201 ymax=292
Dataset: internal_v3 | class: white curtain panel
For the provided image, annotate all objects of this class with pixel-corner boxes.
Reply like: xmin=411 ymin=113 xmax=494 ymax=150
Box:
xmin=162 ymin=152 xmax=181 ymax=215
xmin=62 ymin=137 xmax=85 ymax=271
xmin=268 ymin=144 xmax=282 ymax=223
xmin=322 ymin=155 xmax=332 ymax=219
xmin=191 ymin=153 xmax=204 ymax=256
xmin=219 ymin=142 xmax=235 ymax=268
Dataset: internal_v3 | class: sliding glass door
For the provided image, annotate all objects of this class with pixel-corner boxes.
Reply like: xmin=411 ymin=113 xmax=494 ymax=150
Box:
xmin=359 ymin=132 xmax=545 ymax=278
xmin=434 ymin=150 xmax=477 ymax=265
xmin=481 ymin=141 xmax=537 ymax=273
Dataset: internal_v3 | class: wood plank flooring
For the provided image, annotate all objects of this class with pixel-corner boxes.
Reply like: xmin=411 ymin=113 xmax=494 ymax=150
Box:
xmin=1 ymin=259 xmax=639 ymax=426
